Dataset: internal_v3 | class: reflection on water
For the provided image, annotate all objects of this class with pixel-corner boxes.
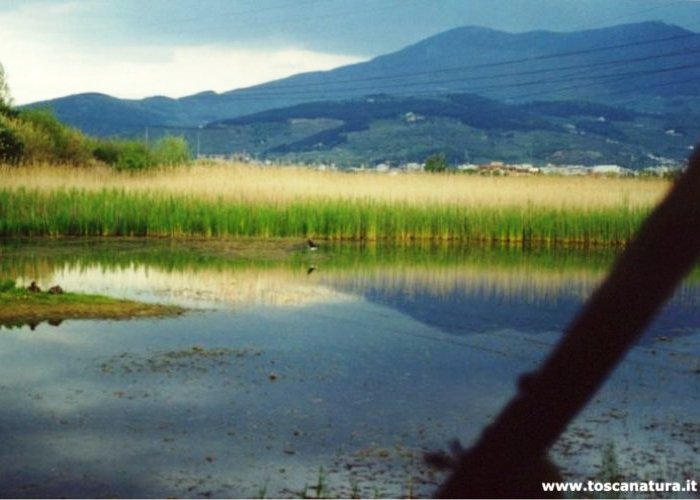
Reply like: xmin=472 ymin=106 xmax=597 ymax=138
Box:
xmin=0 ymin=239 xmax=698 ymax=497
xmin=44 ymin=263 xmax=359 ymax=309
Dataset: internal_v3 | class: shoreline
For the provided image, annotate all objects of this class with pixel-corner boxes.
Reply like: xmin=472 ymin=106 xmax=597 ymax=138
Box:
xmin=0 ymin=284 xmax=186 ymax=327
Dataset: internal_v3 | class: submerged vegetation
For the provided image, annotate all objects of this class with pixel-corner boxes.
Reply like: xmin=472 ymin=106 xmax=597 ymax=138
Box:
xmin=0 ymin=163 xmax=669 ymax=245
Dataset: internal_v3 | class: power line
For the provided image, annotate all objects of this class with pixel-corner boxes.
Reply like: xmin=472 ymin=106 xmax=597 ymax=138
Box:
xmin=139 ymin=71 xmax=700 ymax=134
xmin=172 ymin=60 xmax=698 ymax=106
xmin=66 ymin=16 xmax=700 ymax=131
xmin=509 ymin=64 xmax=700 ymax=101
xmin=455 ymin=62 xmax=699 ymax=96
xmin=134 ymin=59 xmax=699 ymax=133
xmin=176 ymin=33 xmax=700 ymax=109
xmin=216 ymin=47 xmax=700 ymax=102
xmin=225 ymin=31 xmax=700 ymax=96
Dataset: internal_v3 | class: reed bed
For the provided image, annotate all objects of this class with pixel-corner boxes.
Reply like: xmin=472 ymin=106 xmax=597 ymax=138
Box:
xmin=0 ymin=162 xmax=669 ymax=244
xmin=0 ymin=162 xmax=668 ymax=208
xmin=0 ymin=186 xmax=649 ymax=245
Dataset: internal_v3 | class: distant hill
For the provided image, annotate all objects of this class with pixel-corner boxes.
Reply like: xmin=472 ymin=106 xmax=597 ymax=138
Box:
xmin=200 ymin=93 xmax=698 ymax=168
xmin=24 ymin=21 xmax=700 ymax=139
xmin=28 ymin=91 xmax=231 ymax=136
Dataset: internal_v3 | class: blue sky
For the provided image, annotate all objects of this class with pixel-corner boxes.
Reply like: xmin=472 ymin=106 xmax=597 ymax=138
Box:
xmin=2 ymin=0 xmax=700 ymax=104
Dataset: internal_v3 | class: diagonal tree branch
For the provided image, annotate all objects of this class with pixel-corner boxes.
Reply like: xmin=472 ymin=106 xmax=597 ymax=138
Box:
xmin=435 ymin=147 xmax=700 ymax=498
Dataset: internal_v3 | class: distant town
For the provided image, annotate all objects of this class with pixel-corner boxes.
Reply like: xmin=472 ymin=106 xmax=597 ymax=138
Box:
xmin=198 ymin=154 xmax=685 ymax=178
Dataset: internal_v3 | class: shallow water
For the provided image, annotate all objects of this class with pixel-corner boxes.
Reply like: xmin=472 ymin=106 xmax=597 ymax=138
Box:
xmin=0 ymin=239 xmax=698 ymax=498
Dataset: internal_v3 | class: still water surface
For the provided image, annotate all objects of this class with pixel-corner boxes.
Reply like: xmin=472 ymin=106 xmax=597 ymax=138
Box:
xmin=0 ymin=239 xmax=697 ymax=497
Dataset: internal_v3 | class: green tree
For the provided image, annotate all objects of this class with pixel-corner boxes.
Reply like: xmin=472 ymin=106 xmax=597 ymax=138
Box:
xmin=115 ymin=141 xmax=152 ymax=171
xmin=17 ymin=108 xmax=93 ymax=164
xmin=424 ymin=153 xmax=449 ymax=173
xmin=0 ymin=124 xmax=23 ymax=163
xmin=0 ymin=62 xmax=12 ymax=107
xmin=150 ymin=135 xmax=191 ymax=165
xmin=93 ymin=140 xmax=121 ymax=165
xmin=0 ymin=63 xmax=23 ymax=163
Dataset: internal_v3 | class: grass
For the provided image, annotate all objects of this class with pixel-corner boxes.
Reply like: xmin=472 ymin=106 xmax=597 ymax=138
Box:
xmin=0 ymin=186 xmax=652 ymax=244
xmin=0 ymin=279 xmax=184 ymax=327
xmin=0 ymin=162 xmax=668 ymax=208
xmin=0 ymin=162 xmax=670 ymax=245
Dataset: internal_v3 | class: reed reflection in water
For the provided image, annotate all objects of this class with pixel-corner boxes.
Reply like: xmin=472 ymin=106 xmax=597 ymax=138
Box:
xmin=0 ymin=240 xmax=698 ymax=497
xmin=5 ymin=245 xmax=612 ymax=311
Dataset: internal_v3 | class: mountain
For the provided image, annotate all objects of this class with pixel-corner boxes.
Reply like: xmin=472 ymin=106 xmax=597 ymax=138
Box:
xmin=199 ymin=93 xmax=698 ymax=168
xmin=28 ymin=91 xmax=232 ymax=136
xmin=24 ymin=21 xmax=700 ymax=139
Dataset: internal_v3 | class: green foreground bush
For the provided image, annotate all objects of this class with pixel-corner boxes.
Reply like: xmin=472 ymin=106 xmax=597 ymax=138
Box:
xmin=0 ymin=105 xmax=190 ymax=169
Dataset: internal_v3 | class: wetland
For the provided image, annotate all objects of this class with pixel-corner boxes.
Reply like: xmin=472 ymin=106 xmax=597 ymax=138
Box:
xmin=0 ymin=238 xmax=697 ymax=498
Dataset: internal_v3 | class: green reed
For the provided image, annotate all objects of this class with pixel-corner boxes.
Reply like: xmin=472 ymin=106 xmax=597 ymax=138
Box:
xmin=0 ymin=187 xmax=650 ymax=245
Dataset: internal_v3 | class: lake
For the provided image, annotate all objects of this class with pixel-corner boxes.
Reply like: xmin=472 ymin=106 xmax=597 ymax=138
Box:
xmin=0 ymin=238 xmax=697 ymax=498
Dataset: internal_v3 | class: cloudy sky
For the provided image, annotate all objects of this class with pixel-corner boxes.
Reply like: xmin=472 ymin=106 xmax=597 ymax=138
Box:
xmin=2 ymin=0 xmax=700 ymax=104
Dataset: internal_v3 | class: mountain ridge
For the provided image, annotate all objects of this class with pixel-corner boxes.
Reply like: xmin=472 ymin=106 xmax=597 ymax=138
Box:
xmin=20 ymin=21 xmax=700 ymax=165
xmin=196 ymin=92 xmax=697 ymax=168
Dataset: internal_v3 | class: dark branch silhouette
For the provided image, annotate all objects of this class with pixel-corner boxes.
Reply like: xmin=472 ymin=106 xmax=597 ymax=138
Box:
xmin=435 ymin=147 xmax=700 ymax=498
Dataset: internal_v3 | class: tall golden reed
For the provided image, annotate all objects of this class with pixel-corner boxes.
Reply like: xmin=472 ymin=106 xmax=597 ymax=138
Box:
xmin=0 ymin=161 xmax=670 ymax=210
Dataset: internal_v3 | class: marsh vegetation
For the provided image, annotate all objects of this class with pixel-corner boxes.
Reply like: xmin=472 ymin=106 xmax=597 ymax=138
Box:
xmin=0 ymin=162 xmax=670 ymax=244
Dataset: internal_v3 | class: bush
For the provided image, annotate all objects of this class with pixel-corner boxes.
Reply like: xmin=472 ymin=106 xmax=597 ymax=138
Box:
xmin=14 ymin=108 xmax=93 ymax=164
xmin=425 ymin=153 xmax=449 ymax=173
xmin=150 ymin=135 xmax=191 ymax=166
xmin=93 ymin=141 xmax=121 ymax=165
xmin=8 ymin=117 xmax=55 ymax=163
xmin=93 ymin=135 xmax=191 ymax=170
xmin=0 ymin=100 xmax=190 ymax=169
xmin=115 ymin=141 xmax=152 ymax=171
xmin=0 ymin=279 xmax=16 ymax=292
xmin=0 ymin=123 xmax=23 ymax=163
xmin=0 ymin=101 xmax=18 ymax=119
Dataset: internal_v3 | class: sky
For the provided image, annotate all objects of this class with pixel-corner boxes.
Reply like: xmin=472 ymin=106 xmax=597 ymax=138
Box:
xmin=2 ymin=0 xmax=700 ymax=104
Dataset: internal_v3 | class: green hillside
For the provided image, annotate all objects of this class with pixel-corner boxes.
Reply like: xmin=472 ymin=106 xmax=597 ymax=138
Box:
xmin=197 ymin=93 xmax=698 ymax=167
xmin=23 ymin=22 xmax=700 ymax=139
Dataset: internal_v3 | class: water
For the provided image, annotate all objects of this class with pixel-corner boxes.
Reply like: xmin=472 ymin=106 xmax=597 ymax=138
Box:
xmin=0 ymin=239 xmax=697 ymax=498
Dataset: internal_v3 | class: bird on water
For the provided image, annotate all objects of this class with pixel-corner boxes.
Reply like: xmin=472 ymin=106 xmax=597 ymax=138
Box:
xmin=307 ymin=239 xmax=318 ymax=251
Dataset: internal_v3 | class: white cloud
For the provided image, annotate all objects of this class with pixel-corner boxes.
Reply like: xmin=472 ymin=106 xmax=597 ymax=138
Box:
xmin=0 ymin=2 xmax=364 ymax=104
xmin=11 ymin=44 xmax=362 ymax=104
